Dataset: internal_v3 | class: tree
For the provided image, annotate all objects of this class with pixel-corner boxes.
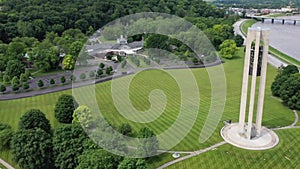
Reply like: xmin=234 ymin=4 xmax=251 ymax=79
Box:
xmin=89 ymin=70 xmax=95 ymax=78
xmin=117 ymin=55 xmax=123 ymax=62
xmin=19 ymin=109 xmax=51 ymax=133
xmin=70 ymin=41 xmax=83 ymax=58
xmin=72 ymin=105 xmax=93 ymax=128
xmin=11 ymin=129 xmax=54 ymax=169
xmin=70 ymin=75 xmax=76 ymax=81
xmin=118 ymin=158 xmax=147 ymax=169
xmin=97 ymin=69 xmax=103 ymax=77
xmin=53 ymin=124 xmax=87 ymax=169
xmin=119 ymin=123 xmax=133 ymax=136
xmin=0 ymin=84 xmax=6 ymax=93
xmin=5 ymin=60 xmax=25 ymax=78
xmin=279 ymin=74 xmax=300 ymax=110
xmin=137 ymin=127 xmax=159 ymax=157
xmin=121 ymin=60 xmax=127 ymax=68
xmin=219 ymin=39 xmax=237 ymax=59
xmin=99 ymin=63 xmax=105 ymax=69
xmin=2 ymin=74 xmax=10 ymax=83
xmin=12 ymin=84 xmax=20 ymax=91
xmin=54 ymin=94 xmax=78 ymax=123
xmin=80 ymin=73 xmax=86 ymax=80
xmin=0 ymin=123 xmax=13 ymax=150
xmin=23 ymin=82 xmax=29 ymax=90
xmin=271 ymin=65 xmax=299 ymax=97
xmin=60 ymin=76 xmax=66 ymax=84
xmin=62 ymin=54 xmax=75 ymax=70
xmin=37 ymin=79 xmax=44 ymax=88
xmin=19 ymin=73 xmax=28 ymax=82
xmin=24 ymin=69 xmax=31 ymax=79
xmin=106 ymin=66 xmax=113 ymax=75
xmin=192 ymin=57 xmax=199 ymax=65
xmin=76 ymin=149 xmax=122 ymax=169
xmin=233 ymin=35 xmax=244 ymax=47
xmin=50 ymin=78 xmax=55 ymax=85
xmin=11 ymin=76 xmax=20 ymax=86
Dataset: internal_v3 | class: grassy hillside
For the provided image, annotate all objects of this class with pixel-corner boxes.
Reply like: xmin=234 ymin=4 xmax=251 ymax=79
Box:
xmin=0 ymin=48 xmax=295 ymax=168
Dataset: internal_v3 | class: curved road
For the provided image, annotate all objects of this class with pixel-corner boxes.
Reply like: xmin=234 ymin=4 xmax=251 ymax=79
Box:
xmin=233 ymin=19 xmax=288 ymax=68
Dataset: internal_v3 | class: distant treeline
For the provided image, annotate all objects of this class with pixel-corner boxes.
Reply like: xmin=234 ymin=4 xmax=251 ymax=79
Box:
xmin=0 ymin=0 xmax=225 ymax=43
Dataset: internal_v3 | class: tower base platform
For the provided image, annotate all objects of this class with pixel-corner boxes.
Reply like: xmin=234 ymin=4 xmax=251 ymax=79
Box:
xmin=221 ymin=123 xmax=279 ymax=150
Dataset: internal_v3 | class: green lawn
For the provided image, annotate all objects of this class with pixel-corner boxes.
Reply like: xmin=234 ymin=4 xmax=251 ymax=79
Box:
xmin=240 ymin=19 xmax=257 ymax=35
xmin=0 ymin=48 xmax=295 ymax=168
xmin=168 ymin=128 xmax=300 ymax=169
xmin=265 ymin=13 xmax=286 ymax=17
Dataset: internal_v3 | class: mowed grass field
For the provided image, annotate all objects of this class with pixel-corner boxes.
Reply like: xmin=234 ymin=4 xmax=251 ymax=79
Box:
xmin=0 ymin=48 xmax=296 ymax=168
xmin=168 ymin=129 xmax=300 ymax=169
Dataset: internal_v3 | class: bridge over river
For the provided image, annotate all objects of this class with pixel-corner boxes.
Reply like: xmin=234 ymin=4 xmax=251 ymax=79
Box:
xmin=249 ymin=15 xmax=300 ymax=25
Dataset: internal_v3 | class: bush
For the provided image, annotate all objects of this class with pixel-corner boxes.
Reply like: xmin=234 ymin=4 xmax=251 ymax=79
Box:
xmin=54 ymin=94 xmax=78 ymax=123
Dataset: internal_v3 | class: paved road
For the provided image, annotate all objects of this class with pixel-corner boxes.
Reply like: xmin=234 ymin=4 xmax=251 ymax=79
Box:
xmin=233 ymin=19 xmax=288 ymax=68
xmin=0 ymin=158 xmax=15 ymax=169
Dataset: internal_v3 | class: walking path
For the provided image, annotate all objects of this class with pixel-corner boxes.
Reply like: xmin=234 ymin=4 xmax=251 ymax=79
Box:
xmin=272 ymin=110 xmax=299 ymax=130
xmin=0 ymin=158 xmax=14 ymax=169
xmin=157 ymin=141 xmax=227 ymax=169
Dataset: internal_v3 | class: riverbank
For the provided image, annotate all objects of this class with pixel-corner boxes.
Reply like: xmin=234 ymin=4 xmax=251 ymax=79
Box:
xmin=240 ymin=19 xmax=300 ymax=67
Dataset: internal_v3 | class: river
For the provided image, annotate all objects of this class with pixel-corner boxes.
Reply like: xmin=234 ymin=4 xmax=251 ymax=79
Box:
xmin=252 ymin=16 xmax=300 ymax=61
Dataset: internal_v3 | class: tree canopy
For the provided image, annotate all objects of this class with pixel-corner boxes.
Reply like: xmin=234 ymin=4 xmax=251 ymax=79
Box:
xmin=11 ymin=129 xmax=54 ymax=169
xmin=0 ymin=123 xmax=13 ymax=150
xmin=76 ymin=149 xmax=122 ymax=169
xmin=54 ymin=94 xmax=78 ymax=123
xmin=53 ymin=124 xmax=88 ymax=169
xmin=271 ymin=65 xmax=300 ymax=110
xmin=19 ymin=109 xmax=51 ymax=133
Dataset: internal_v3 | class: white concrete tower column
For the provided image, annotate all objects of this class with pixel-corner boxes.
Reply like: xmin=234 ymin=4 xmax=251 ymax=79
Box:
xmin=238 ymin=30 xmax=255 ymax=134
xmin=255 ymin=29 xmax=270 ymax=136
xmin=246 ymin=28 xmax=261 ymax=139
